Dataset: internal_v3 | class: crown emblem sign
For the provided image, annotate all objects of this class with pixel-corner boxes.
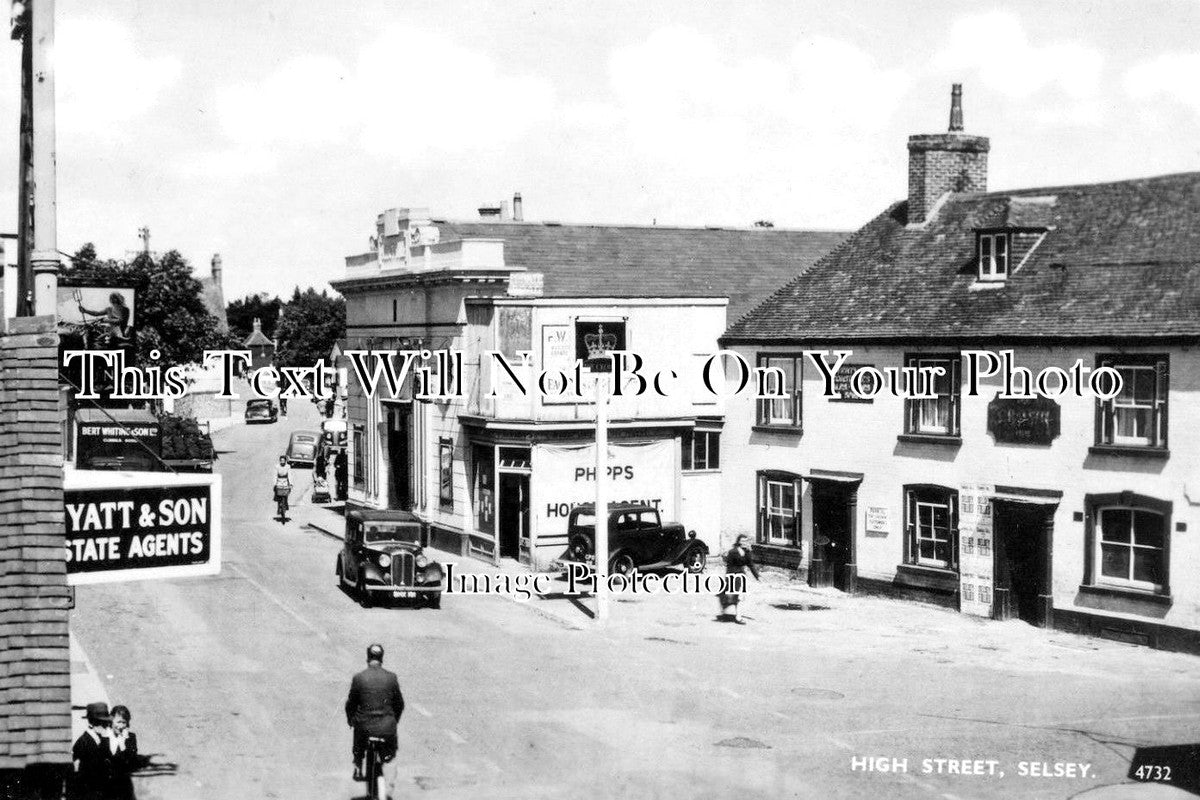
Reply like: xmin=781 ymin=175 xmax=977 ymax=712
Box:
xmin=585 ymin=324 xmax=617 ymax=360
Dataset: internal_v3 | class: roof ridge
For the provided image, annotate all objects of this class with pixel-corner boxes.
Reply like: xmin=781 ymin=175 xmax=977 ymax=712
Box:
xmin=957 ymin=170 xmax=1200 ymax=202
xmin=443 ymin=219 xmax=850 ymax=234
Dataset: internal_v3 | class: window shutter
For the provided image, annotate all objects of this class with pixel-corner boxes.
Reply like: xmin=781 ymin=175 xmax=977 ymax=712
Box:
xmin=1097 ymin=356 xmax=1114 ymax=444
xmin=904 ymin=489 xmax=915 ymax=563
xmin=904 ymin=356 xmax=916 ymax=433
xmin=681 ymin=433 xmax=692 ymax=471
xmin=756 ymin=474 xmax=765 ymax=543
xmin=1154 ymin=359 xmax=1169 ymax=447
xmin=1082 ymin=504 xmax=1095 ymax=585
xmin=949 ymin=491 xmax=960 ymax=571
xmin=794 ymin=357 xmax=803 ymax=431
xmin=792 ymin=478 xmax=803 ymax=545
xmin=950 ymin=357 xmax=962 ymax=436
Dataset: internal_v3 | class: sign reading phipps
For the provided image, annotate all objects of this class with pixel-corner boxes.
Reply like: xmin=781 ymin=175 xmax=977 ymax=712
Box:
xmin=64 ymin=472 xmax=222 ymax=585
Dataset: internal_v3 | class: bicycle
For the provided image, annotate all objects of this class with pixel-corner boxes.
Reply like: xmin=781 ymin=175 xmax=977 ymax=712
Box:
xmin=363 ymin=735 xmax=392 ymax=800
xmin=274 ymin=483 xmax=291 ymax=522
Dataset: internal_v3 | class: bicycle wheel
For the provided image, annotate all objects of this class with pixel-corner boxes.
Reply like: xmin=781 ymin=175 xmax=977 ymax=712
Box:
xmin=365 ymin=748 xmax=380 ymax=800
xmin=375 ymin=771 xmax=387 ymax=800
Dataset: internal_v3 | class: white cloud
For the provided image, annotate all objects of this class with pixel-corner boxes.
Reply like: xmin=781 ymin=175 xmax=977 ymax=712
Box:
xmin=936 ymin=11 xmax=1102 ymax=117
xmin=1124 ymin=53 xmax=1200 ymax=120
xmin=592 ymin=28 xmax=909 ymax=177
xmin=213 ymin=26 xmax=554 ymax=168
xmin=53 ymin=19 xmax=181 ymax=135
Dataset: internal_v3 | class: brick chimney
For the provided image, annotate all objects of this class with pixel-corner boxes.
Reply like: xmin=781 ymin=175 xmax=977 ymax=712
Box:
xmin=211 ymin=253 xmax=222 ymax=286
xmin=907 ymin=84 xmax=989 ymax=225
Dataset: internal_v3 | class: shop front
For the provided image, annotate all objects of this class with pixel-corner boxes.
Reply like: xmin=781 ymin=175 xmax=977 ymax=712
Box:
xmin=466 ymin=430 xmax=682 ymax=569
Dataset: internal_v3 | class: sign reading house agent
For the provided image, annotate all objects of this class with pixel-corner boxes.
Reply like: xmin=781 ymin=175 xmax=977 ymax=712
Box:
xmin=987 ymin=395 xmax=1061 ymax=444
xmin=830 ymin=363 xmax=878 ymax=403
xmin=535 ymin=440 xmax=676 ymax=539
xmin=958 ymin=483 xmax=994 ymax=617
xmin=64 ymin=470 xmax=222 ymax=585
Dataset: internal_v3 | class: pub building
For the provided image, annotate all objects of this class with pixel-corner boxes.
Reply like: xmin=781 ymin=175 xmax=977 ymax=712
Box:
xmin=719 ymin=85 xmax=1200 ymax=653
xmin=331 ymin=202 xmax=844 ymax=569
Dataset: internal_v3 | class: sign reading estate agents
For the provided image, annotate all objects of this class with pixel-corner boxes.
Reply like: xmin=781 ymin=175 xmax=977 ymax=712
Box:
xmin=64 ymin=470 xmax=222 ymax=585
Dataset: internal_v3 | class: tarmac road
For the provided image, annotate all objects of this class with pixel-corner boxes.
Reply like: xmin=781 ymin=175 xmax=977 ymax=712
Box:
xmin=68 ymin=399 xmax=1200 ymax=799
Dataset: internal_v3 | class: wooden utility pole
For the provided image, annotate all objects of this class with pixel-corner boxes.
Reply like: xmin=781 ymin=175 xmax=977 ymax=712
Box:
xmin=13 ymin=0 xmax=59 ymax=318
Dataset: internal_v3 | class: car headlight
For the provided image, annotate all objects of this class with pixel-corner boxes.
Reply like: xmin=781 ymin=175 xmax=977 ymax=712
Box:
xmin=415 ymin=555 xmax=429 ymax=569
xmin=377 ymin=554 xmax=391 ymax=568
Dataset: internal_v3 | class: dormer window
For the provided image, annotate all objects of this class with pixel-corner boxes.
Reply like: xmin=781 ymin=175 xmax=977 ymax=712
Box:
xmin=978 ymin=232 xmax=1009 ymax=281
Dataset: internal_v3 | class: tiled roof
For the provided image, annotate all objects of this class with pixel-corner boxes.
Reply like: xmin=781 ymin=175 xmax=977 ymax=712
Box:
xmin=725 ymin=172 xmax=1200 ymax=341
xmin=424 ymin=222 xmax=847 ymax=323
xmin=242 ymin=329 xmax=273 ymax=347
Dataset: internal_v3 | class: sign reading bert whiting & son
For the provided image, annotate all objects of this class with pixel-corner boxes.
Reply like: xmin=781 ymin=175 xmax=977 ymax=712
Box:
xmin=64 ymin=471 xmax=222 ymax=585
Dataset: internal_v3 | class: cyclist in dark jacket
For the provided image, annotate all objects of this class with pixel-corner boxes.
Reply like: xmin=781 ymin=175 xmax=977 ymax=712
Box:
xmin=345 ymin=644 xmax=405 ymax=781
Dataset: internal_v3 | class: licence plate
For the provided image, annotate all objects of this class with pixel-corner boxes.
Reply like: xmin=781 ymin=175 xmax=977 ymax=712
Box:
xmin=393 ymin=590 xmax=415 ymax=598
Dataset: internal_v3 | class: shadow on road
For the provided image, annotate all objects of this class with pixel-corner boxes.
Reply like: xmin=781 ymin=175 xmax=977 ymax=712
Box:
xmin=130 ymin=753 xmax=179 ymax=778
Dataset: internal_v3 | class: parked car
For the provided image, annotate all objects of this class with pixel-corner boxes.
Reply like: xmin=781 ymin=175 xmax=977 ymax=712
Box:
xmin=244 ymin=399 xmax=278 ymax=424
xmin=285 ymin=430 xmax=320 ymax=467
xmin=553 ymin=503 xmax=709 ymax=576
xmin=336 ymin=510 xmax=443 ymax=608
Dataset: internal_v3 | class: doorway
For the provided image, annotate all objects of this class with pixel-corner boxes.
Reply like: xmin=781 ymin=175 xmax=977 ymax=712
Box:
xmin=992 ymin=500 xmax=1054 ymax=626
xmin=809 ymin=480 xmax=857 ymax=592
xmin=386 ymin=407 xmax=412 ymax=510
xmin=498 ymin=473 xmax=529 ymax=560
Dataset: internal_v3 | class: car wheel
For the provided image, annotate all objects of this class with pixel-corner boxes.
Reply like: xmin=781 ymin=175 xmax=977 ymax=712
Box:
xmin=610 ymin=553 xmax=636 ymax=577
xmin=685 ymin=549 xmax=707 ymax=574
xmin=427 ymin=592 xmax=442 ymax=610
xmin=357 ymin=574 xmax=372 ymax=608
xmin=336 ymin=558 xmax=343 ymax=582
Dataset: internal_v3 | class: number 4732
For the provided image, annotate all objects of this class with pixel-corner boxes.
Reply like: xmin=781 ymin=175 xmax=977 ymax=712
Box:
xmin=1133 ymin=765 xmax=1171 ymax=782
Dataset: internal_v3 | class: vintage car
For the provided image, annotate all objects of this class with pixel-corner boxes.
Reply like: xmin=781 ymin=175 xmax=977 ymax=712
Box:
xmin=244 ymin=398 xmax=278 ymax=424
xmin=553 ymin=503 xmax=709 ymax=576
xmin=285 ymin=430 xmax=320 ymax=467
xmin=336 ymin=510 xmax=443 ymax=608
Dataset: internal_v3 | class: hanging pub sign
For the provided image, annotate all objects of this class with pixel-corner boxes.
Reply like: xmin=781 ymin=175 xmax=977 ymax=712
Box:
xmin=829 ymin=363 xmax=877 ymax=403
xmin=64 ymin=471 xmax=222 ymax=585
xmin=575 ymin=319 xmax=625 ymax=373
xmin=986 ymin=395 xmax=1061 ymax=444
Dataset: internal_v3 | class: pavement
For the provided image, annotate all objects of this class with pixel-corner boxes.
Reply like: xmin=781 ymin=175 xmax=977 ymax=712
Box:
xmin=66 ymin=399 xmax=1200 ymax=800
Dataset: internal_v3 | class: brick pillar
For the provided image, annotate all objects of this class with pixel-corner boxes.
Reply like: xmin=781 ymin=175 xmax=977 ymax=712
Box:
xmin=0 ymin=316 xmax=71 ymax=796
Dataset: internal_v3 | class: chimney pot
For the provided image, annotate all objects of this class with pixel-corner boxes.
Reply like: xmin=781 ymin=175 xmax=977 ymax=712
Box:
xmin=949 ymin=83 xmax=964 ymax=132
xmin=513 ymin=192 xmax=523 ymax=222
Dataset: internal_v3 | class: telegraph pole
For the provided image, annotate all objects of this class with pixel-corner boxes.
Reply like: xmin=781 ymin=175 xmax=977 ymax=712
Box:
xmin=593 ymin=370 xmax=609 ymax=623
xmin=13 ymin=0 xmax=60 ymax=317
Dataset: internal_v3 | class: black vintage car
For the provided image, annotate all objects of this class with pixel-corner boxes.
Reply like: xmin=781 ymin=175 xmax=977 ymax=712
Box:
xmin=336 ymin=510 xmax=443 ymax=608
xmin=554 ymin=503 xmax=709 ymax=576
xmin=244 ymin=398 xmax=278 ymax=424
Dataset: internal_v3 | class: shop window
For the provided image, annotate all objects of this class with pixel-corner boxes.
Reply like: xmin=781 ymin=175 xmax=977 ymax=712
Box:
xmin=1095 ymin=355 xmax=1168 ymax=450
xmin=681 ymin=429 xmax=720 ymax=471
xmin=756 ymin=354 xmax=802 ymax=429
xmin=903 ymin=354 xmax=960 ymax=438
xmin=1085 ymin=492 xmax=1171 ymax=595
xmin=977 ymin=232 xmax=1009 ymax=281
xmin=438 ymin=438 xmax=454 ymax=508
xmin=904 ymin=485 xmax=958 ymax=571
xmin=472 ymin=445 xmax=494 ymax=535
xmin=756 ymin=471 xmax=801 ymax=546
xmin=351 ymin=425 xmax=365 ymax=488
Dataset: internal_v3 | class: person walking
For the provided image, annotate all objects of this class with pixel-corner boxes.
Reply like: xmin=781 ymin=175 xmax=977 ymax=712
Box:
xmin=70 ymin=702 xmax=114 ymax=800
xmin=719 ymin=534 xmax=761 ymax=624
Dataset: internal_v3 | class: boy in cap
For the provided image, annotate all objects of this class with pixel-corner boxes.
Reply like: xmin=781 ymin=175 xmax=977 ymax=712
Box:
xmin=71 ymin=702 xmax=114 ymax=800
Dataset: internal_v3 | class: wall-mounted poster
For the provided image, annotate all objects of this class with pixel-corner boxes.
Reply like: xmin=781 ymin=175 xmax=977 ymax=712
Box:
xmin=958 ymin=483 xmax=995 ymax=617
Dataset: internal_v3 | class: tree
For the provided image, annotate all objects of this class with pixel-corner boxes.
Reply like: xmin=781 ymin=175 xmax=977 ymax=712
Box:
xmin=274 ymin=287 xmax=345 ymax=368
xmin=226 ymin=293 xmax=282 ymax=342
xmin=64 ymin=244 xmax=239 ymax=369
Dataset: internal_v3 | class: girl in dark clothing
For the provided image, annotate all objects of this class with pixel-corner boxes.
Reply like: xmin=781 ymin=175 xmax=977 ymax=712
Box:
xmin=108 ymin=705 xmax=139 ymax=800
xmin=720 ymin=534 xmax=761 ymax=624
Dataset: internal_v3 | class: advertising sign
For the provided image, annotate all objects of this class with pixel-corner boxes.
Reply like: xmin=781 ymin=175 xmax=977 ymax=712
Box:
xmin=64 ymin=470 xmax=222 ymax=585
xmin=534 ymin=440 xmax=676 ymax=539
xmin=74 ymin=408 xmax=160 ymax=471
xmin=958 ymin=483 xmax=994 ymax=617
xmin=865 ymin=505 xmax=890 ymax=536
xmin=829 ymin=363 xmax=878 ymax=403
xmin=541 ymin=324 xmax=575 ymax=404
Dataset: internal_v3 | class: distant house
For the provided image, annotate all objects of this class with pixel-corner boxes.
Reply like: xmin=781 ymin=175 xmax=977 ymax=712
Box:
xmin=243 ymin=318 xmax=275 ymax=370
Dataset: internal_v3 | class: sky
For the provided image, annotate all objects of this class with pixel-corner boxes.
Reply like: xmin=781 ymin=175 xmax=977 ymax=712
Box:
xmin=2 ymin=0 xmax=1199 ymax=303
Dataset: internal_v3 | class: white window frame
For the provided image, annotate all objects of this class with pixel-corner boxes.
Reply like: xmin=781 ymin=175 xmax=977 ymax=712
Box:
xmin=681 ymin=429 xmax=720 ymax=472
xmin=978 ymin=232 xmax=1009 ymax=281
xmin=914 ymin=500 xmax=952 ymax=568
xmin=757 ymin=472 xmax=801 ymax=546
xmin=1111 ymin=365 xmax=1156 ymax=446
xmin=1095 ymin=505 xmax=1165 ymax=591
xmin=913 ymin=357 xmax=954 ymax=435
xmin=756 ymin=354 xmax=802 ymax=429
